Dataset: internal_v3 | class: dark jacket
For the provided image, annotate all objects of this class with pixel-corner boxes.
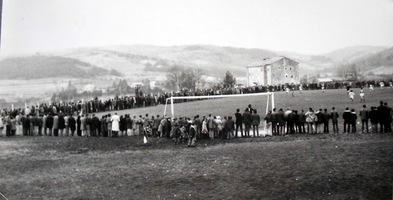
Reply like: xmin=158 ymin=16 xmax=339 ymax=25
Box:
xmin=343 ymin=110 xmax=351 ymax=122
xmin=58 ymin=115 xmax=65 ymax=129
xmin=68 ymin=116 xmax=76 ymax=131
xmin=251 ymin=114 xmax=260 ymax=126
xmin=235 ymin=112 xmax=243 ymax=125
xmin=46 ymin=115 xmax=54 ymax=129
xmin=225 ymin=119 xmax=235 ymax=130
xmin=277 ymin=111 xmax=285 ymax=126
xmin=330 ymin=111 xmax=339 ymax=122
xmin=242 ymin=111 xmax=252 ymax=125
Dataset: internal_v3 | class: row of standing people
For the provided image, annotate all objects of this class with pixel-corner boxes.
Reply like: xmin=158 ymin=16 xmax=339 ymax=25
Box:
xmin=261 ymin=101 xmax=392 ymax=136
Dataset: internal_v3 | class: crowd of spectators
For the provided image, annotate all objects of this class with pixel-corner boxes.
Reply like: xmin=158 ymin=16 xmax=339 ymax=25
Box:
xmin=0 ymin=80 xmax=392 ymax=145
xmin=1 ymin=79 xmax=391 ymax=118
xmin=263 ymin=101 xmax=392 ymax=136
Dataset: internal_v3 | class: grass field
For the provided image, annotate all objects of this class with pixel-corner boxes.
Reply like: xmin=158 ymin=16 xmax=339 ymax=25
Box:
xmin=1 ymin=88 xmax=393 ymax=199
xmin=97 ymin=87 xmax=392 ymax=123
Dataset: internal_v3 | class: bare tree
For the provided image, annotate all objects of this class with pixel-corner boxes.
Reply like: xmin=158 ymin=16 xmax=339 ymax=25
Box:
xmin=166 ymin=65 xmax=182 ymax=91
xmin=167 ymin=66 xmax=205 ymax=91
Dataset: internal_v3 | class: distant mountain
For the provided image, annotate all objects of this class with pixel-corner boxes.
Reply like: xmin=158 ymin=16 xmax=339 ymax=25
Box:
xmin=1 ymin=44 xmax=390 ymax=80
xmin=57 ymin=45 xmax=278 ymax=77
xmin=349 ymin=47 xmax=393 ymax=75
xmin=276 ymin=45 xmax=390 ymax=77
xmin=325 ymin=45 xmax=387 ymax=63
xmin=0 ymin=55 xmax=121 ymax=79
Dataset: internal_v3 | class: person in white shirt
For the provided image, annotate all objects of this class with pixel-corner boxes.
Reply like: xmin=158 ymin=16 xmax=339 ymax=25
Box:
xmin=111 ymin=113 xmax=120 ymax=137
xmin=348 ymin=90 xmax=355 ymax=102
xmin=369 ymin=84 xmax=374 ymax=92
xmin=359 ymin=87 xmax=365 ymax=103
xmin=379 ymin=81 xmax=385 ymax=88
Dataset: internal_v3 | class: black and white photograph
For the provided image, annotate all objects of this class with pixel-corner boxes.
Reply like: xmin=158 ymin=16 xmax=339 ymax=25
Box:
xmin=0 ymin=0 xmax=392 ymax=199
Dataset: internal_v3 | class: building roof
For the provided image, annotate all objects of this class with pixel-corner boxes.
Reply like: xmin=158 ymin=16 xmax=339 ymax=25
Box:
xmin=246 ymin=56 xmax=298 ymax=67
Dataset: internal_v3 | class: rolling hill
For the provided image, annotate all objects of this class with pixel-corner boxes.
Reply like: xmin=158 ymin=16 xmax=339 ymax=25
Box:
xmin=1 ymin=44 xmax=391 ymax=81
xmin=325 ymin=45 xmax=387 ymax=63
xmin=55 ymin=45 xmax=278 ymax=77
xmin=0 ymin=55 xmax=122 ymax=79
xmin=348 ymin=47 xmax=393 ymax=75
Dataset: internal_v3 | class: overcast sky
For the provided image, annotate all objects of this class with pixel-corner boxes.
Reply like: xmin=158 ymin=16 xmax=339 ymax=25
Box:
xmin=1 ymin=0 xmax=393 ymax=57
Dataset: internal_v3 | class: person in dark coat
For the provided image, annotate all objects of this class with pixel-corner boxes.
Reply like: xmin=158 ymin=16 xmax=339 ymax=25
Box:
xmin=101 ymin=115 xmax=108 ymax=137
xmin=383 ymin=102 xmax=392 ymax=133
xmin=76 ymin=115 xmax=81 ymax=136
xmin=46 ymin=114 xmax=54 ymax=136
xmin=369 ymin=106 xmax=379 ymax=133
xmin=331 ymin=107 xmax=339 ymax=133
xmin=119 ymin=115 xmax=126 ymax=136
xmin=350 ymin=109 xmax=357 ymax=133
xmin=37 ymin=114 xmax=43 ymax=136
xmin=194 ymin=115 xmax=202 ymax=139
xmin=277 ymin=109 xmax=285 ymax=136
xmin=292 ymin=110 xmax=299 ymax=133
xmin=297 ymin=110 xmax=306 ymax=134
xmin=359 ymin=105 xmax=369 ymax=133
xmin=152 ymin=115 xmax=161 ymax=137
xmin=68 ymin=114 xmax=76 ymax=136
xmin=377 ymin=101 xmax=390 ymax=133
xmin=323 ymin=108 xmax=330 ymax=134
xmin=316 ymin=109 xmax=324 ymax=134
xmin=235 ymin=109 xmax=243 ymax=138
xmin=251 ymin=109 xmax=261 ymax=137
xmin=92 ymin=114 xmax=100 ymax=136
xmin=271 ymin=108 xmax=279 ymax=135
xmin=264 ymin=110 xmax=273 ymax=136
xmin=225 ymin=116 xmax=235 ymax=139
xmin=242 ymin=109 xmax=252 ymax=137
xmin=58 ymin=113 xmax=65 ymax=136
xmin=165 ymin=117 xmax=172 ymax=139
xmin=286 ymin=110 xmax=295 ymax=134
xmin=89 ymin=114 xmax=96 ymax=136
xmin=21 ymin=114 xmax=30 ymax=136
xmin=29 ymin=115 xmax=35 ymax=136
xmin=342 ymin=107 xmax=351 ymax=133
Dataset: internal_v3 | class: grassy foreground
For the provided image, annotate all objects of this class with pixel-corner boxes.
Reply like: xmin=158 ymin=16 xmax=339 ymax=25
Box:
xmin=1 ymin=88 xmax=393 ymax=199
xmin=0 ymin=134 xmax=392 ymax=199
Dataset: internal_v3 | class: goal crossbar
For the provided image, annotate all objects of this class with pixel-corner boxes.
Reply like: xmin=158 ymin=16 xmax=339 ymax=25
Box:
xmin=164 ymin=92 xmax=275 ymax=118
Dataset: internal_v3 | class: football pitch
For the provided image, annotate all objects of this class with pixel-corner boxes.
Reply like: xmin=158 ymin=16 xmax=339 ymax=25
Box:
xmin=0 ymin=88 xmax=392 ymax=199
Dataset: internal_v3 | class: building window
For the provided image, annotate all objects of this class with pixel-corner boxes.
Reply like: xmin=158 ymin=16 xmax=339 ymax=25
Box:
xmin=290 ymin=68 xmax=292 ymax=70
xmin=285 ymin=67 xmax=288 ymax=70
xmin=285 ymin=74 xmax=288 ymax=78
xmin=291 ymin=75 xmax=294 ymax=78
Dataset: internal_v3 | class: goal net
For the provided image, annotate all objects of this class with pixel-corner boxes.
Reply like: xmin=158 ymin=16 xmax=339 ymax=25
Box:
xmin=163 ymin=92 xmax=275 ymax=136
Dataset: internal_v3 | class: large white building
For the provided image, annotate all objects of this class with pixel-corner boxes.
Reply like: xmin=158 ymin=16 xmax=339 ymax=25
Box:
xmin=246 ymin=56 xmax=300 ymax=86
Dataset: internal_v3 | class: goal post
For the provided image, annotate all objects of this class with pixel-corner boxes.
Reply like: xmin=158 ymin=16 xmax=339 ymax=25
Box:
xmin=164 ymin=92 xmax=275 ymax=119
